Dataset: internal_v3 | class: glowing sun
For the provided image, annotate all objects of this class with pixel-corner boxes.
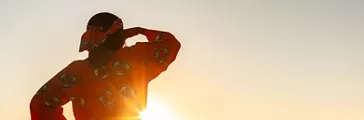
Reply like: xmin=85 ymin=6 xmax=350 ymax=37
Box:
xmin=139 ymin=97 xmax=178 ymax=120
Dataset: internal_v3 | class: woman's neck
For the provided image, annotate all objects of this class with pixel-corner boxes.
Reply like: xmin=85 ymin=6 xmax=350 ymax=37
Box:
xmin=87 ymin=50 xmax=116 ymax=68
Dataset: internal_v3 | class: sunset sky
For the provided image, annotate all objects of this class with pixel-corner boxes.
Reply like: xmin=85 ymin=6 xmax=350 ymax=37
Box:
xmin=0 ymin=0 xmax=364 ymax=120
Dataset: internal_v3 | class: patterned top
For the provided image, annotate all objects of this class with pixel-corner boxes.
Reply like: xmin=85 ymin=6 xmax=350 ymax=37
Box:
xmin=30 ymin=29 xmax=181 ymax=120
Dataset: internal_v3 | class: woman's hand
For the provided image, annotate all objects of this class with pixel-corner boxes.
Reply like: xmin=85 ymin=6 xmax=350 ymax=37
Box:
xmin=122 ymin=27 xmax=146 ymax=39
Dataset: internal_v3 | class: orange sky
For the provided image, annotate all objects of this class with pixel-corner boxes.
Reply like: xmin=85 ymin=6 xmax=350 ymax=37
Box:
xmin=1 ymin=0 xmax=364 ymax=120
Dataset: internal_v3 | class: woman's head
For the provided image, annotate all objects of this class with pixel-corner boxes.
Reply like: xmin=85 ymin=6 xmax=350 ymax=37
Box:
xmin=79 ymin=12 xmax=126 ymax=52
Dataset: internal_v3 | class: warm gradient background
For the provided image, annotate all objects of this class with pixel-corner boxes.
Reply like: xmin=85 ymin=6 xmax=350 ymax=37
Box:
xmin=1 ymin=0 xmax=364 ymax=120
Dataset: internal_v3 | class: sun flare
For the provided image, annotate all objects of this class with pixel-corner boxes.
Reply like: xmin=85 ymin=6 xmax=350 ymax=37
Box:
xmin=139 ymin=97 xmax=178 ymax=120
